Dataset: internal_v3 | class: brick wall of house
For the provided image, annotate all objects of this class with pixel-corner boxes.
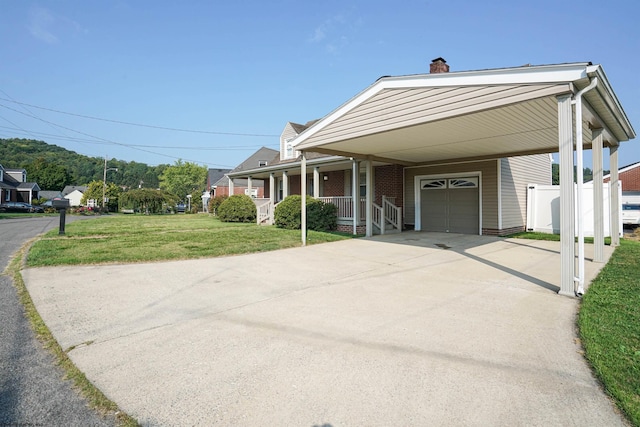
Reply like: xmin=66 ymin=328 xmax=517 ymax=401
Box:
xmin=375 ymin=164 xmax=404 ymax=207
xmin=603 ymin=165 xmax=640 ymax=191
xmin=289 ymin=175 xmax=302 ymax=196
xmin=322 ymin=170 xmax=346 ymax=197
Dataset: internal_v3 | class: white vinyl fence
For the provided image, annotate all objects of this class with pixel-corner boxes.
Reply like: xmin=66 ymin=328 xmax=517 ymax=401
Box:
xmin=526 ymin=182 xmax=622 ymax=237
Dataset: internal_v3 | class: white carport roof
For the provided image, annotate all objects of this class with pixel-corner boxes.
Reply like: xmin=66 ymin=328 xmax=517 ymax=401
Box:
xmin=294 ymin=62 xmax=635 ymax=164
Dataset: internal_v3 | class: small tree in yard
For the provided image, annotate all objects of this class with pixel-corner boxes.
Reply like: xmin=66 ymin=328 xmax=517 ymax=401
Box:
xmin=217 ymin=195 xmax=256 ymax=223
xmin=274 ymin=195 xmax=337 ymax=231
xmin=208 ymin=195 xmax=228 ymax=216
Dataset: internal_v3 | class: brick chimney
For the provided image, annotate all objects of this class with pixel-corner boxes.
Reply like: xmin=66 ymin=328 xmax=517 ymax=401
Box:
xmin=430 ymin=57 xmax=449 ymax=73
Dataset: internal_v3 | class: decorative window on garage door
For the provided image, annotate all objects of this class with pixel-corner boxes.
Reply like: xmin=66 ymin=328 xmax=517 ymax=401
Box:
xmin=421 ymin=179 xmax=447 ymax=190
xmin=448 ymin=177 xmax=478 ymax=189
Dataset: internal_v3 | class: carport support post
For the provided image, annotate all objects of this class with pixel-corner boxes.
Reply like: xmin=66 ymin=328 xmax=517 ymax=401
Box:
xmin=365 ymin=158 xmax=373 ymax=237
xmin=592 ymin=129 xmax=605 ymax=263
xmin=352 ymin=159 xmax=360 ymax=235
xmin=301 ymin=152 xmax=307 ymax=246
xmin=609 ymin=146 xmax=620 ymax=247
xmin=557 ymin=94 xmax=575 ymax=296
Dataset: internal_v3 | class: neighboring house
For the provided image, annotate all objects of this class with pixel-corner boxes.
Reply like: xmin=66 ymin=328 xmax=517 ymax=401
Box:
xmin=211 ymin=147 xmax=279 ymax=198
xmin=603 ymin=161 xmax=640 ymax=204
xmin=0 ymin=164 xmax=41 ymax=204
xmin=38 ymin=190 xmax=64 ymax=207
xmin=61 ymin=185 xmax=88 ymax=207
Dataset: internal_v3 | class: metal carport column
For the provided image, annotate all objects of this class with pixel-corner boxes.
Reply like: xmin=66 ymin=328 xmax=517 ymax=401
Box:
xmin=558 ymin=94 xmax=575 ymax=296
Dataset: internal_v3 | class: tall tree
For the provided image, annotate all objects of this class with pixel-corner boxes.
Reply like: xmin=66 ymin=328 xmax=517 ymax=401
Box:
xmin=159 ymin=160 xmax=207 ymax=202
xmin=23 ymin=157 xmax=72 ymax=190
xmin=81 ymin=180 xmax=122 ymax=211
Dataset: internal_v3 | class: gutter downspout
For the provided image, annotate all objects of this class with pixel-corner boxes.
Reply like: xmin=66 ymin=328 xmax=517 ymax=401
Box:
xmin=571 ymin=76 xmax=598 ymax=296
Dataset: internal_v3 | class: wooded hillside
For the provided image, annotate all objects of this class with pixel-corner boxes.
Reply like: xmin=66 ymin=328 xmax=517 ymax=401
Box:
xmin=0 ymin=138 xmax=168 ymax=191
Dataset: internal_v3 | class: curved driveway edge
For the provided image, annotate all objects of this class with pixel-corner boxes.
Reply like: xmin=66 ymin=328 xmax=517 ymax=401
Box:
xmin=23 ymin=232 xmax=626 ymax=426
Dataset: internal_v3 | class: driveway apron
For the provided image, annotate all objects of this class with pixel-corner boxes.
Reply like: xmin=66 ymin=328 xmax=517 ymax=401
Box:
xmin=23 ymin=232 xmax=626 ymax=426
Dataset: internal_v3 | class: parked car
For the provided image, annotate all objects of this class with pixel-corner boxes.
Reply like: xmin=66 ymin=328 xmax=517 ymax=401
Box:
xmin=622 ymin=203 xmax=640 ymax=226
xmin=175 ymin=203 xmax=186 ymax=213
xmin=0 ymin=201 xmax=43 ymax=213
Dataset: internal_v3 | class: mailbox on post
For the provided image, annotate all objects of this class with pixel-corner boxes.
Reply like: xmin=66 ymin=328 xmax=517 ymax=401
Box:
xmin=52 ymin=198 xmax=70 ymax=235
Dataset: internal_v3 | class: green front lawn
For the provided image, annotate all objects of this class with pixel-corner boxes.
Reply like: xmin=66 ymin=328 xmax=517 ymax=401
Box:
xmin=579 ymin=239 xmax=640 ymax=426
xmin=27 ymin=214 xmax=352 ymax=267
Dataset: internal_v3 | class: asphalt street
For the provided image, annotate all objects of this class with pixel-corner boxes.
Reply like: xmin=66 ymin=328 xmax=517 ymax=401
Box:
xmin=0 ymin=215 xmax=117 ymax=427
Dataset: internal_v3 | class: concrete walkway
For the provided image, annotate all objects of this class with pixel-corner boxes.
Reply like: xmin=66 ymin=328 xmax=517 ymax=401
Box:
xmin=23 ymin=233 xmax=626 ymax=426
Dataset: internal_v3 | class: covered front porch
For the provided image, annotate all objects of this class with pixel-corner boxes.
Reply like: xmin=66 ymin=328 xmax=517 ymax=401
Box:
xmin=229 ymin=158 xmax=403 ymax=235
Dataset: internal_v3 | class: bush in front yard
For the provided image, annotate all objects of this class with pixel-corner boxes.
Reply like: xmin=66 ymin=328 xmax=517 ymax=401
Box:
xmin=208 ymin=195 xmax=228 ymax=216
xmin=217 ymin=195 xmax=256 ymax=222
xmin=274 ymin=195 xmax=337 ymax=231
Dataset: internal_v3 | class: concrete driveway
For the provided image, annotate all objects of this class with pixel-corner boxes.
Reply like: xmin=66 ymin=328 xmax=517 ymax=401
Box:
xmin=23 ymin=233 xmax=626 ymax=426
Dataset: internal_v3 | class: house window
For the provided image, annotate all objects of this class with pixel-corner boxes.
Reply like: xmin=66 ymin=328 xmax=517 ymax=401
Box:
xmin=4 ymin=190 xmax=9 ymax=201
xmin=359 ymin=172 xmax=367 ymax=197
xmin=285 ymin=139 xmax=294 ymax=159
xmin=278 ymin=179 xmax=283 ymax=201
xmin=258 ymin=160 xmax=268 ymax=167
xmin=421 ymin=179 xmax=447 ymax=190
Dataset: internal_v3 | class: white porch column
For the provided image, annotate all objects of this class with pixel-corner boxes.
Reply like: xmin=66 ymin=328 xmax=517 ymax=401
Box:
xmin=352 ymin=159 xmax=360 ymax=235
xmin=365 ymin=158 xmax=373 ymax=237
xmin=301 ymin=153 xmax=307 ymax=246
xmin=247 ymin=176 xmax=252 ymax=196
xmin=558 ymin=94 xmax=575 ymax=297
xmin=283 ymin=171 xmax=289 ymax=198
xmin=228 ymin=177 xmax=234 ymax=196
xmin=610 ymin=145 xmax=620 ymax=247
xmin=269 ymin=173 xmax=275 ymax=206
xmin=592 ymin=129 xmax=605 ymax=263
xmin=313 ymin=166 xmax=320 ymax=198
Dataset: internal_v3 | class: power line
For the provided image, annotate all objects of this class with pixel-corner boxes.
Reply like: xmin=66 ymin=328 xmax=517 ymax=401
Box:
xmin=0 ymin=125 xmax=279 ymax=150
xmin=0 ymin=96 xmax=279 ymax=137
xmin=0 ymin=103 xmax=235 ymax=168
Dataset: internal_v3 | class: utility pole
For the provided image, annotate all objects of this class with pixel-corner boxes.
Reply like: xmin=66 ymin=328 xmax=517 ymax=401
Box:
xmin=102 ymin=156 xmax=118 ymax=211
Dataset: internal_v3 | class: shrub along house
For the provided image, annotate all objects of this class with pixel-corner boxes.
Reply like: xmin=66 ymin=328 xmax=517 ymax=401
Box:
xmin=228 ymin=58 xmax=636 ymax=296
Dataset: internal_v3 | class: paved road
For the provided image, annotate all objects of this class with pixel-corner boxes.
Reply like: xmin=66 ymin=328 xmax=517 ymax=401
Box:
xmin=0 ymin=215 xmax=117 ymax=427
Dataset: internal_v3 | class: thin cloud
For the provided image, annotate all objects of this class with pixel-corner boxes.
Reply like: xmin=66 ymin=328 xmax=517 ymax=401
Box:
xmin=309 ymin=14 xmax=359 ymax=54
xmin=27 ymin=6 xmax=87 ymax=44
xmin=28 ymin=6 xmax=58 ymax=44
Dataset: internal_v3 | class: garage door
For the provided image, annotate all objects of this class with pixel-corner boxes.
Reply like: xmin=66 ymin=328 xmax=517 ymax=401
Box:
xmin=420 ymin=177 xmax=479 ymax=234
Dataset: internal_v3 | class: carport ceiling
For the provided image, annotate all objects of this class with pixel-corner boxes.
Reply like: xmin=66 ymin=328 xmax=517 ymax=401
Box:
xmin=294 ymin=63 xmax=635 ymax=166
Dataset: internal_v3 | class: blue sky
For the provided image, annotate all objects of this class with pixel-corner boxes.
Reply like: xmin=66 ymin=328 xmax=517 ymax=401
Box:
xmin=1 ymin=0 xmax=638 ymax=169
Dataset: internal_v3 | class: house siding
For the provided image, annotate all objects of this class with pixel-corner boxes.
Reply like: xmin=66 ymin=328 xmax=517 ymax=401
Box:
xmin=308 ymin=84 xmax=569 ymax=145
xmin=280 ymin=123 xmax=300 ymax=160
xmin=500 ymin=154 xmax=551 ymax=229
xmin=404 ymin=160 xmax=499 ymax=230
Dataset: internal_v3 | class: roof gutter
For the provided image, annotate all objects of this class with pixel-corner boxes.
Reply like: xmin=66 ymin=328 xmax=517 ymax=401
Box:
xmin=572 ymin=76 xmax=598 ymax=296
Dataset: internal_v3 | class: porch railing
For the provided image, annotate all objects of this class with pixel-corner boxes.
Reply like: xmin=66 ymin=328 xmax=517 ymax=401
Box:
xmin=254 ymin=199 xmax=273 ymax=225
xmin=318 ymin=196 xmax=353 ymax=220
xmin=382 ymin=195 xmax=402 ymax=232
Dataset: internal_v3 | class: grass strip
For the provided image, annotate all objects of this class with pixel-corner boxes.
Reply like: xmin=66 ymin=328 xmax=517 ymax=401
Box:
xmin=4 ymin=240 xmax=139 ymax=427
xmin=578 ymin=239 xmax=640 ymax=426
xmin=27 ymin=215 xmax=353 ymax=267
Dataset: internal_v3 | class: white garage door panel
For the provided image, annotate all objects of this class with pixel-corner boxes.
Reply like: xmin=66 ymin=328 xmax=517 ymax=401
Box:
xmin=420 ymin=176 xmax=479 ymax=234
xmin=448 ymin=188 xmax=480 ymax=234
